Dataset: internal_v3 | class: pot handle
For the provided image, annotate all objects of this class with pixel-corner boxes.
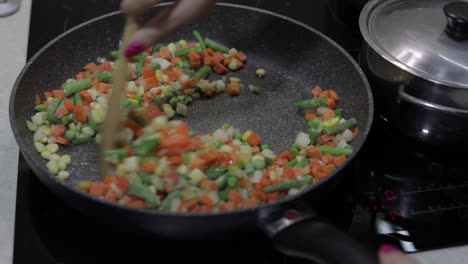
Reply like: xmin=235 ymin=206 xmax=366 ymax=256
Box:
xmin=398 ymin=86 xmax=468 ymax=116
xmin=260 ymin=209 xmax=378 ymax=264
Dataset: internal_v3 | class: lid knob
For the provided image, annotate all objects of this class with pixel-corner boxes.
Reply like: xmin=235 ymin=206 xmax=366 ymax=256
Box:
xmin=444 ymin=2 xmax=468 ymax=40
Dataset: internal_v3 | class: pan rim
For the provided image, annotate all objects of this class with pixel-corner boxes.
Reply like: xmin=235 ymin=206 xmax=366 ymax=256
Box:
xmin=9 ymin=2 xmax=374 ymax=218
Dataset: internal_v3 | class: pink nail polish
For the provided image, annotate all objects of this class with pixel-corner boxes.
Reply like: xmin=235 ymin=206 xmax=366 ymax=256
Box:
xmin=124 ymin=41 xmax=144 ymax=58
xmin=379 ymin=244 xmax=400 ymax=254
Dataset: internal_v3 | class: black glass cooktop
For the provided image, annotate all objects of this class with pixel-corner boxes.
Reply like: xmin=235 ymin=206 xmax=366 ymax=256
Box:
xmin=13 ymin=0 xmax=468 ymax=263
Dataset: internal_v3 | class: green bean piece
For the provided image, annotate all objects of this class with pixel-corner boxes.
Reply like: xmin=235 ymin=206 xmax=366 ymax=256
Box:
xmin=204 ymin=38 xmax=229 ymax=53
xmin=152 ymin=43 xmax=163 ymax=54
xmin=60 ymin=114 xmax=71 ymax=125
xmin=47 ymin=99 xmax=61 ymax=116
xmin=159 ymin=190 xmax=181 ymax=211
xmin=193 ymin=66 xmax=212 ymax=80
xmin=287 ymin=159 xmax=298 ymax=167
xmin=128 ymin=183 xmax=159 ymax=205
xmin=137 ymin=172 xmax=153 ymax=186
xmin=323 ymin=118 xmax=358 ymax=135
xmin=290 ymin=149 xmax=300 ymax=157
xmin=193 ymin=30 xmax=206 ymax=50
xmin=133 ymin=136 xmax=160 ymax=156
xmin=219 ymin=188 xmax=231 ymax=201
xmin=216 ymin=175 xmax=227 ymax=189
xmin=64 ymin=130 xmax=76 ymax=140
xmin=34 ymin=104 xmax=46 ymax=112
xmin=135 ymin=58 xmax=146 ymax=78
xmin=182 ymin=58 xmax=191 ymax=69
xmin=98 ymin=72 xmax=113 ymax=83
xmin=174 ymin=47 xmax=203 ymax=57
xmin=334 ymin=108 xmax=343 ymax=119
xmin=265 ymin=157 xmax=273 ymax=166
xmin=317 ymin=145 xmax=353 ymax=156
xmin=263 ymin=176 xmax=312 ymax=193
xmin=206 ymin=167 xmax=228 ymax=180
xmin=291 ymin=144 xmax=299 ymax=150
xmin=228 ymin=165 xmax=241 ymax=177
xmin=308 ymin=118 xmax=323 ymax=145
xmin=130 ymin=54 xmax=147 ymax=62
xmin=227 ymin=176 xmax=238 ymax=187
xmin=109 ymin=50 xmax=119 ymax=59
xmin=295 ymin=97 xmax=328 ymax=109
xmin=149 ymin=63 xmax=161 ymax=70
xmin=182 ymin=69 xmax=194 ymax=75
xmin=74 ymin=92 xmax=83 ymax=105
xmin=177 ymin=60 xmax=184 ymax=68
xmin=104 ymin=149 xmax=128 ymax=163
xmin=260 ymin=144 xmax=270 ymax=151
xmin=63 ymin=79 xmax=92 ymax=96
xmin=296 ymin=159 xmax=307 ymax=168
xmin=233 ymin=131 xmax=242 ymax=140
xmin=72 ymin=136 xmax=92 ymax=145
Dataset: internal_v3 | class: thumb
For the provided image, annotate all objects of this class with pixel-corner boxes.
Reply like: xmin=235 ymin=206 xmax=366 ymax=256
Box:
xmin=379 ymin=244 xmax=419 ymax=264
xmin=124 ymin=0 xmax=217 ymax=58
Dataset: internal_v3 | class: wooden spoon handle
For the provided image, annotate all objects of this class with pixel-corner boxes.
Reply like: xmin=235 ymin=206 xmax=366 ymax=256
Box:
xmin=100 ymin=17 xmax=138 ymax=178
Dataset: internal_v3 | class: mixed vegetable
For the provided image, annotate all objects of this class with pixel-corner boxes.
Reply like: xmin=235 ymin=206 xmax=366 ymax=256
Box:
xmin=27 ymin=31 xmax=358 ymax=213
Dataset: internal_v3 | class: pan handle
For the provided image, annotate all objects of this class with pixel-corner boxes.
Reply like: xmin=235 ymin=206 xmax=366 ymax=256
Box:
xmin=259 ymin=208 xmax=378 ymax=264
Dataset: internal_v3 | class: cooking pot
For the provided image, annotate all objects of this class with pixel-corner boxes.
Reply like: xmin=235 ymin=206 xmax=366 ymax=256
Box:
xmin=359 ymin=0 xmax=468 ymax=148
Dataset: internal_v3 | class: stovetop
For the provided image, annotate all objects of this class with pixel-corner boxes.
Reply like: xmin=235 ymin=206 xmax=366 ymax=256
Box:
xmin=14 ymin=0 xmax=468 ymax=263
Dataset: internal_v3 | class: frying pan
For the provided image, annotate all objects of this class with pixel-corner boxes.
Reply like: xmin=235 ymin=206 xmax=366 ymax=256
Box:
xmin=10 ymin=3 xmax=375 ymax=263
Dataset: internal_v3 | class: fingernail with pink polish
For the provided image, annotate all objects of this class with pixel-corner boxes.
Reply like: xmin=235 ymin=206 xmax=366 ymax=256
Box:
xmin=379 ymin=244 xmax=400 ymax=254
xmin=120 ymin=6 xmax=126 ymax=16
xmin=125 ymin=41 xmax=144 ymax=58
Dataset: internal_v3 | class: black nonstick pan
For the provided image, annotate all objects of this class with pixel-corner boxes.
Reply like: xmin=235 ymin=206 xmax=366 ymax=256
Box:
xmin=10 ymin=3 xmax=375 ymax=263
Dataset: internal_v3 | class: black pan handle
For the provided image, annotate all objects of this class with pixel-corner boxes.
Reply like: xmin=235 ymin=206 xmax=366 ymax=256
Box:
xmin=444 ymin=2 xmax=468 ymax=41
xmin=259 ymin=208 xmax=378 ymax=264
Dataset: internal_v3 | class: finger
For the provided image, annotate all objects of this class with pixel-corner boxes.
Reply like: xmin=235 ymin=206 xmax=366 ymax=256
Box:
xmin=124 ymin=0 xmax=217 ymax=57
xmin=120 ymin=0 xmax=162 ymax=16
xmin=378 ymin=244 xmax=419 ymax=264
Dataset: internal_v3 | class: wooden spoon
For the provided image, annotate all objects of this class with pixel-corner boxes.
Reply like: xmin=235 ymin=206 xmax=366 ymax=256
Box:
xmin=100 ymin=17 xmax=138 ymax=178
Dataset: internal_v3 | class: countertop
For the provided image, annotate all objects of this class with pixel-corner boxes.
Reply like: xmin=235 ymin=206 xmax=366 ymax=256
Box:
xmin=0 ymin=0 xmax=467 ymax=263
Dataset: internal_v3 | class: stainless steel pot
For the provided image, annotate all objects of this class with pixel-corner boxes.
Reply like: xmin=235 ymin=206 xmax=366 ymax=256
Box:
xmin=359 ymin=0 xmax=468 ymax=148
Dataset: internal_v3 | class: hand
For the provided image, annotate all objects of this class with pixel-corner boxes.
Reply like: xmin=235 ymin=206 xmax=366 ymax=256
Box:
xmin=379 ymin=244 xmax=419 ymax=264
xmin=120 ymin=0 xmax=217 ymax=58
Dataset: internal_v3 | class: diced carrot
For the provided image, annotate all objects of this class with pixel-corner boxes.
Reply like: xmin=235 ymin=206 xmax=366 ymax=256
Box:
xmin=127 ymin=93 xmax=136 ymax=99
xmin=83 ymin=62 xmax=97 ymax=72
xmin=319 ymin=90 xmax=330 ymax=98
xmin=327 ymin=98 xmax=337 ymax=109
xmin=142 ymin=66 xmax=155 ymax=78
xmin=143 ymin=92 xmax=154 ymax=102
xmin=306 ymin=147 xmax=322 ymax=159
xmin=159 ymin=47 xmax=172 ymax=60
xmin=165 ymin=70 xmax=181 ymax=81
xmin=171 ymin=57 xmax=181 ymax=67
xmin=130 ymin=70 xmax=136 ymax=80
xmin=212 ymin=52 xmax=225 ymax=64
xmin=55 ymin=136 xmax=70 ymax=145
xmin=98 ymin=61 xmax=112 ymax=72
xmin=140 ymin=161 xmax=157 ymax=174
xmin=283 ymin=166 xmax=295 ymax=179
xmin=80 ymin=90 xmax=94 ymax=104
xmin=200 ymin=195 xmax=214 ymax=207
xmin=144 ymin=77 xmax=159 ymax=90
xmin=234 ymin=51 xmax=248 ymax=62
xmin=334 ymin=155 xmax=347 ymax=167
xmin=266 ymin=192 xmax=281 ymax=202
xmin=243 ymin=199 xmax=260 ymax=208
xmin=182 ymin=77 xmax=197 ymax=89
xmin=188 ymin=158 xmax=207 ymax=171
xmin=188 ymin=51 xmax=201 ymax=68
xmin=76 ymin=72 xmax=84 ymax=80
xmin=315 ymin=165 xmax=335 ymax=180
xmin=321 ymin=154 xmax=335 ymax=165
xmin=203 ymin=56 xmax=215 ymax=66
xmin=353 ymin=127 xmax=359 ymax=137
xmin=246 ymin=131 xmax=261 ymax=146
xmin=200 ymin=180 xmax=218 ymax=192
xmin=229 ymin=191 xmax=243 ymax=204
xmin=223 ymin=57 xmax=232 ymax=67
xmin=226 ymin=82 xmax=240 ymax=96
xmin=326 ymin=142 xmax=337 ymax=148
xmin=104 ymin=176 xmax=118 ymax=184
xmin=51 ymin=90 xmax=64 ymax=99
xmin=318 ymin=134 xmax=334 ymax=145
xmin=219 ymin=202 xmax=236 ymax=212
xmin=179 ymin=197 xmax=199 ymax=212
xmin=97 ymin=82 xmax=111 ymax=93
xmin=116 ymin=175 xmax=129 ymax=192
xmin=104 ymin=191 xmax=117 ymax=202
xmin=51 ymin=124 xmax=65 ymax=137
xmin=322 ymin=110 xmax=336 ymax=120
xmin=73 ymin=104 xmax=88 ymax=123
xmin=309 ymin=159 xmax=322 ymax=174
xmin=126 ymin=198 xmax=146 ymax=208
xmin=305 ymin=112 xmax=317 ymax=121
xmin=213 ymin=63 xmax=228 ymax=74
xmin=35 ymin=94 xmax=41 ymax=105
xmin=92 ymin=78 xmax=99 ymax=88
xmin=329 ymin=90 xmax=340 ymax=102
xmin=142 ymin=103 xmax=161 ymax=122
xmin=311 ymin=86 xmax=322 ymax=97
xmin=89 ymin=183 xmax=107 ymax=197
xmin=55 ymin=106 xmax=70 ymax=118
xmin=278 ymin=151 xmax=293 ymax=161
xmin=64 ymin=98 xmax=74 ymax=112
xmin=236 ymin=60 xmax=245 ymax=70
xmin=44 ymin=91 xmax=53 ymax=98
xmin=205 ymin=48 xmax=215 ymax=56
xmin=168 ymin=155 xmax=183 ymax=165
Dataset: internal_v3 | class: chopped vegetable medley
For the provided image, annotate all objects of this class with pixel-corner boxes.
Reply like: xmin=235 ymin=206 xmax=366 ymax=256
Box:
xmin=27 ymin=31 xmax=358 ymax=213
